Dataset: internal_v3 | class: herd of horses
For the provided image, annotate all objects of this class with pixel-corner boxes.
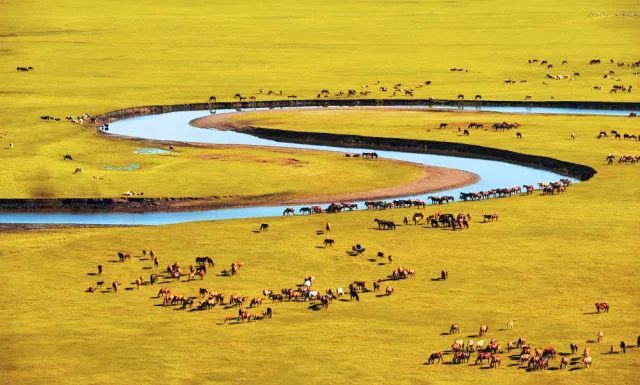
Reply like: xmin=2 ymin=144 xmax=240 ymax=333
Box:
xmin=598 ymin=130 xmax=639 ymax=141
xmin=278 ymin=178 xmax=572 ymax=218
xmin=606 ymin=154 xmax=639 ymax=165
xmin=427 ymin=310 xmax=638 ymax=371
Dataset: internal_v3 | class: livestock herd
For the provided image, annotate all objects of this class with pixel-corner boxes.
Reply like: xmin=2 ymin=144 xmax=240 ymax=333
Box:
xmin=426 ymin=316 xmax=639 ymax=371
xmin=278 ymin=178 xmax=573 ymax=218
xmin=85 ymin=243 xmax=423 ymax=324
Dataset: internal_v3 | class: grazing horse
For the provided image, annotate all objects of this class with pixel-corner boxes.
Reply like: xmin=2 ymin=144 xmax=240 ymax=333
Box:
xmin=570 ymin=343 xmax=579 ymax=355
xmin=516 ymin=132 xmax=522 ymax=139
xmin=195 ymin=256 xmax=214 ymax=267
xmin=63 ymin=154 xmax=73 ymax=161
xmin=117 ymin=252 xmax=131 ymax=262
xmin=283 ymin=207 xmax=295 ymax=216
xmin=426 ymin=352 xmax=444 ymax=364
xmin=373 ymin=280 xmax=381 ymax=292
xmin=385 ymin=286 xmax=394 ymax=296
xmin=450 ymin=323 xmax=460 ymax=334
xmin=490 ymin=354 xmax=501 ymax=368
xmin=595 ymin=302 xmax=609 ymax=313
xmin=259 ymin=223 xmax=269 ymax=231
xmin=475 ymin=352 xmax=491 ymax=365
xmin=582 ymin=355 xmax=592 ymax=368
xmin=506 ymin=320 xmax=514 ymax=329
xmin=323 ymin=239 xmax=335 ymax=247
xmin=560 ymin=356 xmax=569 ymax=369
xmin=483 ymin=213 xmax=498 ymax=222
xmin=479 ymin=325 xmax=488 ymax=336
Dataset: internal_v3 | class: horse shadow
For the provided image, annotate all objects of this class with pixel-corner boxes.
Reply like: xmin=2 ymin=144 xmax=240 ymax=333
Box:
xmin=478 ymin=366 xmax=493 ymax=370
xmin=159 ymin=280 xmax=172 ymax=284
xmin=315 ymin=246 xmax=325 ymax=249
xmin=431 ymin=277 xmax=445 ymax=281
xmin=583 ymin=311 xmax=599 ymax=315
xmin=142 ymin=266 xmax=152 ymax=270
xmin=139 ymin=258 xmax=149 ymax=261
xmin=107 ymin=259 xmax=120 ymax=263
xmin=316 ymin=231 xmax=325 ymax=235
xmin=251 ymin=230 xmax=261 ymax=234
xmin=569 ymin=367 xmax=582 ymax=371
xmin=440 ymin=332 xmax=450 ymax=336
xmin=586 ymin=339 xmax=596 ymax=343
xmin=467 ymin=334 xmax=479 ymax=338
xmin=307 ymin=303 xmax=323 ymax=311
xmin=87 ymin=272 xmax=97 ymax=276
xmin=602 ymin=352 xmax=619 ymax=355
xmin=375 ymin=294 xmax=388 ymax=298
xmin=377 ymin=262 xmax=387 ymax=266
xmin=338 ymin=299 xmax=350 ymax=302
xmin=367 ymin=258 xmax=376 ymax=262
xmin=506 ymin=363 xmax=518 ymax=367
xmin=547 ymin=367 xmax=559 ymax=371
xmin=124 ymin=287 xmax=134 ymax=291
xmin=559 ymin=352 xmax=571 ymax=356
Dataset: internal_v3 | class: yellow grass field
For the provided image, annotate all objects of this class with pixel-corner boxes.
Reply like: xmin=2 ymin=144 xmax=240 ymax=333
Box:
xmin=0 ymin=1 xmax=638 ymax=384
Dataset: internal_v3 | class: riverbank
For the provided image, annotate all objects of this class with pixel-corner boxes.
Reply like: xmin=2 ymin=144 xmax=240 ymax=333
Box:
xmin=192 ymin=109 xmax=597 ymax=181
xmin=0 ymin=159 xmax=478 ymax=213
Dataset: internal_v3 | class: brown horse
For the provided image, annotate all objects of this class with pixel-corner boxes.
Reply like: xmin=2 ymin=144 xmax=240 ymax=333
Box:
xmin=450 ymin=323 xmax=460 ymax=334
xmin=479 ymin=325 xmax=489 ymax=336
xmin=595 ymin=302 xmax=609 ymax=313
xmin=427 ymin=352 xmax=444 ymax=364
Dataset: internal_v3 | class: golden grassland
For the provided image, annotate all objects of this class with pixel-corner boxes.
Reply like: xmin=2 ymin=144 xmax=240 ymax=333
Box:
xmin=1 ymin=111 xmax=639 ymax=385
xmin=0 ymin=0 xmax=639 ymax=199
xmin=0 ymin=1 xmax=639 ymax=384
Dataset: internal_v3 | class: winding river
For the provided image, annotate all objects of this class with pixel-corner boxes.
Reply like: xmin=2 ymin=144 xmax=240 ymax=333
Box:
xmin=1 ymin=105 xmax=635 ymax=225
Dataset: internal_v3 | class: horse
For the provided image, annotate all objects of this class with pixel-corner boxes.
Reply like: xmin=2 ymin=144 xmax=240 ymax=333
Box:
xmin=117 ymin=252 xmax=131 ymax=262
xmin=373 ymin=280 xmax=381 ymax=292
xmin=426 ymin=352 xmax=444 ymax=364
xmin=582 ymin=355 xmax=592 ymax=368
xmin=112 ymin=280 xmax=120 ymax=293
xmin=412 ymin=212 xmax=424 ymax=225
xmin=63 ymin=154 xmax=73 ymax=161
xmin=475 ymin=352 xmax=491 ymax=365
xmin=483 ymin=213 xmax=498 ymax=222
xmin=516 ymin=132 xmax=522 ymax=139
xmin=282 ymin=207 xmax=295 ymax=216
xmin=595 ymin=302 xmax=609 ymax=313
xmin=449 ymin=323 xmax=460 ymax=334
xmin=385 ymin=286 xmax=394 ymax=296
xmin=195 ymin=256 xmax=214 ymax=267
xmin=299 ymin=207 xmax=312 ymax=215
xmin=259 ymin=223 xmax=269 ymax=231
xmin=323 ymin=239 xmax=335 ymax=247
xmin=570 ymin=343 xmax=579 ymax=355
xmin=479 ymin=325 xmax=488 ymax=336
xmin=559 ymin=356 xmax=569 ymax=369
xmin=489 ymin=354 xmax=501 ymax=368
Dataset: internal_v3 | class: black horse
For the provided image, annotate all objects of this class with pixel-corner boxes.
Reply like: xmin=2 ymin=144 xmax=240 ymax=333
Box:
xmin=195 ymin=256 xmax=214 ymax=267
